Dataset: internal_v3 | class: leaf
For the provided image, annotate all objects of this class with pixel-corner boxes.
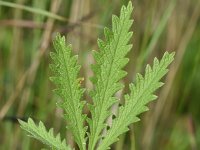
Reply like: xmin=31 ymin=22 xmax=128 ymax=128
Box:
xmin=50 ymin=34 xmax=87 ymax=150
xmin=19 ymin=118 xmax=71 ymax=150
xmin=97 ymin=52 xmax=175 ymax=150
xmin=88 ymin=2 xmax=133 ymax=150
xmin=19 ymin=1 xmax=175 ymax=150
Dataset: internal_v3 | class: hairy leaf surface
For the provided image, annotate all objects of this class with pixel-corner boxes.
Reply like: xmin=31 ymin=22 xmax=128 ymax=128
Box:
xmin=19 ymin=118 xmax=71 ymax=150
xmin=50 ymin=34 xmax=87 ymax=150
xmin=19 ymin=1 xmax=175 ymax=150
xmin=97 ymin=52 xmax=175 ymax=150
xmin=88 ymin=2 xmax=133 ymax=150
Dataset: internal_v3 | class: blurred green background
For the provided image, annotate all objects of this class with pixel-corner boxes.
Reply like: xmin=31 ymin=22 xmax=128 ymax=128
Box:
xmin=0 ymin=0 xmax=200 ymax=149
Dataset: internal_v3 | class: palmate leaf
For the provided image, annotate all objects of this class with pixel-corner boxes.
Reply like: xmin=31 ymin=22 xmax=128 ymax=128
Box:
xmin=88 ymin=2 xmax=133 ymax=150
xmin=49 ymin=34 xmax=87 ymax=150
xmin=19 ymin=118 xmax=71 ymax=150
xmin=97 ymin=52 xmax=175 ymax=150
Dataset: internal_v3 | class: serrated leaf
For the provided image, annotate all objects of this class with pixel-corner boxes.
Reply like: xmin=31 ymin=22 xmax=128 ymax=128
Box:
xmin=50 ymin=34 xmax=87 ymax=150
xmin=19 ymin=118 xmax=71 ymax=150
xmin=97 ymin=52 xmax=175 ymax=150
xmin=88 ymin=2 xmax=134 ymax=150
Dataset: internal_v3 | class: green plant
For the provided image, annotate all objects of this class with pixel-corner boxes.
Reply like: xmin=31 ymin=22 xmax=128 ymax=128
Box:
xmin=19 ymin=1 xmax=175 ymax=150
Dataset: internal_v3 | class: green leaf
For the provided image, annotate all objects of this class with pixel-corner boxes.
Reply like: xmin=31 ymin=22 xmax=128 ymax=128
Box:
xmin=19 ymin=1 xmax=175 ymax=150
xmin=97 ymin=52 xmax=175 ymax=150
xmin=88 ymin=2 xmax=133 ymax=150
xmin=19 ymin=118 xmax=71 ymax=150
xmin=50 ymin=34 xmax=87 ymax=150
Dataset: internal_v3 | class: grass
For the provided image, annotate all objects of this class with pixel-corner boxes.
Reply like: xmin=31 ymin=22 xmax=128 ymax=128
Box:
xmin=0 ymin=0 xmax=200 ymax=149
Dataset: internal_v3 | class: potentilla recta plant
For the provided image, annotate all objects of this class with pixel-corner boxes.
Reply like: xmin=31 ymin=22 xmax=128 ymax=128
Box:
xmin=19 ymin=1 xmax=175 ymax=150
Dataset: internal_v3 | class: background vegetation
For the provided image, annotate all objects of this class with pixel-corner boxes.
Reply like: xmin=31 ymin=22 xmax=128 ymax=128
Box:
xmin=0 ymin=0 xmax=200 ymax=149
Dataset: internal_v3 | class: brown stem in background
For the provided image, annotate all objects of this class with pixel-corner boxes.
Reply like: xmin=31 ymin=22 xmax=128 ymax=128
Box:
xmin=0 ymin=19 xmax=46 ymax=28
xmin=0 ymin=0 xmax=97 ymax=121
xmin=186 ymin=116 xmax=197 ymax=150
xmin=142 ymin=1 xmax=200 ymax=149
xmin=0 ymin=11 xmax=101 ymax=32
xmin=0 ymin=0 xmax=61 ymax=119
xmin=0 ymin=0 xmax=25 ymax=120
xmin=11 ymin=0 xmax=62 ymax=149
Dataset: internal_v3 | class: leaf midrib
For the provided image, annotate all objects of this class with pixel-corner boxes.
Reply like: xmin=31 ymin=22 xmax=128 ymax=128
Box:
xmin=99 ymin=60 xmax=167 ymax=149
xmin=60 ymin=46 xmax=85 ymax=150
xmin=89 ymin=12 xmax=129 ymax=150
